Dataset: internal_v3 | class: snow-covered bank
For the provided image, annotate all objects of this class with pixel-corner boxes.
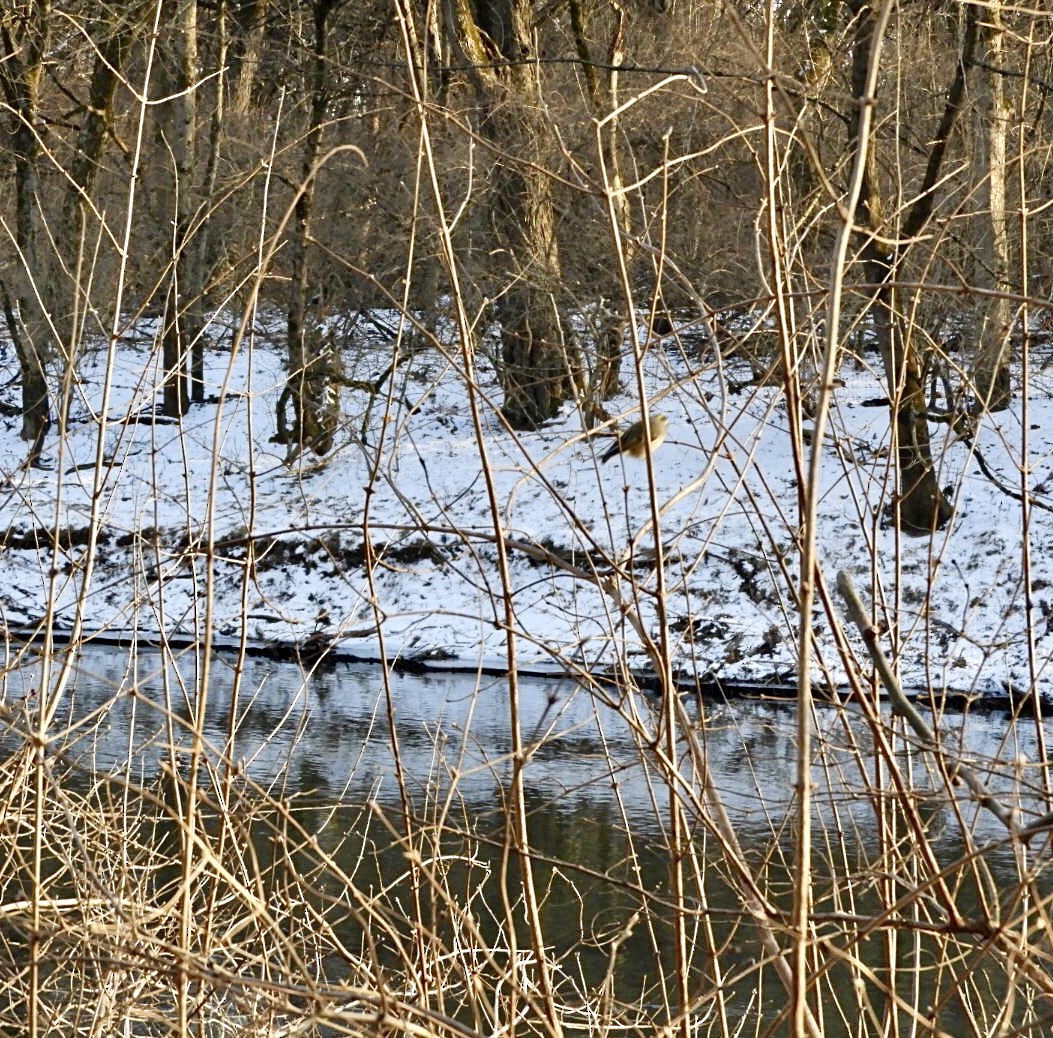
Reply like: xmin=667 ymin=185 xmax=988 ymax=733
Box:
xmin=2 ymin=311 xmax=1052 ymax=703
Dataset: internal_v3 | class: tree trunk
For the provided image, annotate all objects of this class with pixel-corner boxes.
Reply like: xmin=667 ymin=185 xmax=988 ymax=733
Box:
xmin=593 ymin=316 xmax=626 ymax=406
xmin=970 ymin=0 xmax=1013 ymax=411
xmin=230 ymin=0 xmax=267 ymax=115
xmin=190 ymin=0 xmax=228 ymax=403
xmin=848 ymin=0 xmax=954 ymax=533
xmin=67 ymin=20 xmax=132 ymax=212
xmin=156 ymin=0 xmax=201 ymax=419
xmin=0 ymin=2 xmax=52 ymax=447
xmin=275 ymin=0 xmax=341 ymax=459
xmin=450 ymin=0 xmax=574 ymax=428
xmin=488 ymin=97 xmax=571 ymax=427
xmin=569 ymin=0 xmax=627 ymax=412
xmin=57 ymin=17 xmax=133 ymax=379
xmin=867 ymin=250 xmax=954 ymax=533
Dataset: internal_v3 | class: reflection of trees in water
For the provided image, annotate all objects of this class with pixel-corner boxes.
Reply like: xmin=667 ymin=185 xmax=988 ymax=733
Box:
xmin=294 ymin=788 xmax=681 ymax=1004
xmin=8 ymin=647 xmax=1053 ymax=1033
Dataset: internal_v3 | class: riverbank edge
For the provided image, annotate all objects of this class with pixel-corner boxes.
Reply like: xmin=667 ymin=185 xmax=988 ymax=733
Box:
xmin=6 ymin=623 xmax=1030 ymax=714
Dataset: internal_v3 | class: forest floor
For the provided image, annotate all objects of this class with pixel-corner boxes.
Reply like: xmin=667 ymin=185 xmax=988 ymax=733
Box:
xmin=2 ymin=308 xmax=1053 ymax=704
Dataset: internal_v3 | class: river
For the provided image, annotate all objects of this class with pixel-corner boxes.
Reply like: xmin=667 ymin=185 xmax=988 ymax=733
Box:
xmin=3 ymin=643 xmax=1052 ymax=1035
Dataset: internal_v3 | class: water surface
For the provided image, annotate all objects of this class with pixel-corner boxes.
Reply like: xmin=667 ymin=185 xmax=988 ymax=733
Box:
xmin=4 ymin=644 xmax=1052 ymax=1035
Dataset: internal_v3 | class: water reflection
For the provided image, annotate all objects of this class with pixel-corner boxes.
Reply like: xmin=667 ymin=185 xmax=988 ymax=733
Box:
xmin=3 ymin=644 xmax=1053 ymax=1035
xmin=7 ymin=647 xmax=1051 ymax=843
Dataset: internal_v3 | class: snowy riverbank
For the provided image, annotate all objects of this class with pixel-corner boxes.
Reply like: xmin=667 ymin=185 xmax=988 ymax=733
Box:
xmin=2 ymin=310 xmax=1051 ymax=703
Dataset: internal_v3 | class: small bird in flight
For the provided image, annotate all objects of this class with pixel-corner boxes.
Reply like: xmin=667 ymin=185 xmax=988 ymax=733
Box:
xmin=601 ymin=413 xmax=669 ymax=463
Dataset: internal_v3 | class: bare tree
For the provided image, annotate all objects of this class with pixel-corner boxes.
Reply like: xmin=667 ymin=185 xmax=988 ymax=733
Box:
xmin=189 ymin=0 xmax=229 ymax=403
xmin=846 ymin=0 xmax=966 ymax=532
xmin=154 ymin=0 xmax=202 ymax=418
xmin=567 ymin=0 xmax=630 ymax=415
xmin=970 ymin=0 xmax=1013 ymax=411
xmin=446 ymin=0 xmax=576 ymax=429
xmin=0 ymin=0 xmax=53 ymax=455
xmin=230 ymin=0 xmax=268 ymax=116
xmin=273 ymin=0 xmax=343 ymax=458
xmin=61 ymin=11 xmax=135 ymax=298
xmin=44 ymin=8 xmax=140 ymax=406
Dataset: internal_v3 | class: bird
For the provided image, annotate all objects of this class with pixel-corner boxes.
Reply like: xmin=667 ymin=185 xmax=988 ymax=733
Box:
xmin=601 ymin=413 xmax=669 ymax=464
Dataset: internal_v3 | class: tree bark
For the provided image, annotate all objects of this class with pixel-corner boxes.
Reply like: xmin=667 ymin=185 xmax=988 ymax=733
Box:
xmin=449 ymin=0 xmax=574 ymax=428
xmin=489 ymin=96 xmax=570 ymax=427
xmin=275 ymin=0 xmax=342 ymax=459
xmin=970 ymin=0 xmax=1013 ymax=411
xmin=848 ymin=1 xmax=956 ymax=533
xmin=156 ymin=0 xmax=202 ymax=418
xmin=0 ymin=1 xmax=53 ymax=447
xmin=230 ymin=0 xmax=267 ymax=115
xmin=56 ymin=16 xmax=134 ymax=379
xmin=569 ymin=0 xmax=626 ymax=413
xmin=190 ymin=0 xmax=228 ymax=403
xmin=67 ymin=19 xmax=132 ymax=214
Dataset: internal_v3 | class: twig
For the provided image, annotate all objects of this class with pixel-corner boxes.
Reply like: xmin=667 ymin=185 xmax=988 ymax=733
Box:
xmin=965 ymin=437 xmax=1053 ymax=513
xmin=836 ymin=570 xmax=1019 ymax=837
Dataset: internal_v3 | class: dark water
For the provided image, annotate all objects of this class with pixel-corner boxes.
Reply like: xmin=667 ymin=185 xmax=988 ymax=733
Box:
xmin=4 ymin=644 xmax=1053 ymax=1035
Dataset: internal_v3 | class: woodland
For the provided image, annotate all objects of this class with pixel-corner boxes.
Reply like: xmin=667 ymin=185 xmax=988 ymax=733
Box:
xmin=2 ymin=1 xmax=1053 ymax=1036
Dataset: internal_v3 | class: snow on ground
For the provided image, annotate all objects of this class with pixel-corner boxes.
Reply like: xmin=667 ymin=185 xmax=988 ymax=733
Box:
xmin=2 ymin=309 xmax=1052 ymax=702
